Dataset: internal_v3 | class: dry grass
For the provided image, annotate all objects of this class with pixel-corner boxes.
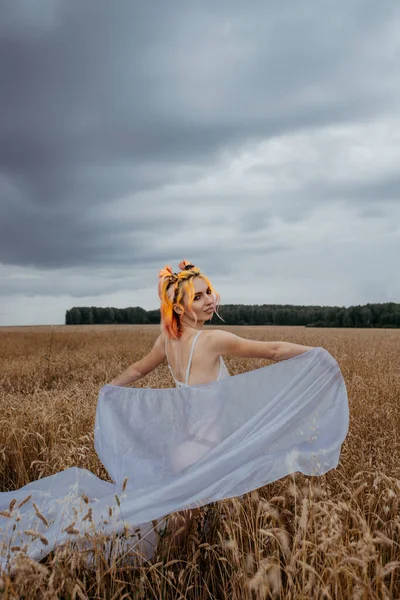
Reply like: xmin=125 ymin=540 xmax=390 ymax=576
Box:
xmin=0 ymin=324 xmax=399 ymax=599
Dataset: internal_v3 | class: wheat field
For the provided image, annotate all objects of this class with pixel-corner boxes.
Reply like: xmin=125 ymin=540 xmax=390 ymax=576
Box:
xmin=0 ymin=324 xmax=399 ymax=599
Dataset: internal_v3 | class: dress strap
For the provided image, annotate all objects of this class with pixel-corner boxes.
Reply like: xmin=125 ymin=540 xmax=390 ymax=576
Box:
xmin=185 ymin=330 xmax=203 ymax=385
xmin=165 ymin=331 xmax=203 ymax=385
xmin=164 ymin=337 xmax=176 ymax=382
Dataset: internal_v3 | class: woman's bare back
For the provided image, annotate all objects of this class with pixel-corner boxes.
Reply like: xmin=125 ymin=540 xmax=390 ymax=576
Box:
xmin=164 ymin=330 xmax=226 ymax=386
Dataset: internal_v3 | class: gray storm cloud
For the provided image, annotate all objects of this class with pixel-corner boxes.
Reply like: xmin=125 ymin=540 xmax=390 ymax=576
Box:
xmin=0 ymin=0 xmax=399 ymax=324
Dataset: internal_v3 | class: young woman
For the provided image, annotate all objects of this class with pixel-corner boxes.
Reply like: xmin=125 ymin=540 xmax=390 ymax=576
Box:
xmin=110 ymin=260 xmax=314 ymax=388
xmin=0 ymin=261 xmax=347 ymax=571
xmin=109 ymin=260 xmax=316 ymax=550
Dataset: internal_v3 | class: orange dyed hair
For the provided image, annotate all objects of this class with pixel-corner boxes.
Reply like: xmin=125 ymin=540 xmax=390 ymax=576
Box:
xmin=158 ymin=259 xmax=223 ymax=339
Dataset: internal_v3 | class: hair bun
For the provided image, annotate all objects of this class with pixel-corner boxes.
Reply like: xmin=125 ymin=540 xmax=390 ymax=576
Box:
xmin=158 ymin=265 xmax=173 ymax=279
xmin=178 ymin=260 xmax=195 ymax=271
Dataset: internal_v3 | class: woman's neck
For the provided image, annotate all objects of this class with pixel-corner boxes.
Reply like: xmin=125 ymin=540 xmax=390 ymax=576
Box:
xmin=179 ymin=319 xmax=204 ymax=333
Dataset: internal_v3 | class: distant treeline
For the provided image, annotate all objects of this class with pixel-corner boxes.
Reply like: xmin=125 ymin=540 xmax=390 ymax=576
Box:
xmin=65 ymin=303 xmax=400 ymax=328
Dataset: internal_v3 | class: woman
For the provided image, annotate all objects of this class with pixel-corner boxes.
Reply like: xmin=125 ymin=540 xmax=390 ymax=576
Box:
xmin=0 ymin=260 xmax=348 ymax=571
xmin=109 ymin=260 xmax=316 ymax=550
xmin=110 ymin=260 xmax=314 ymax=389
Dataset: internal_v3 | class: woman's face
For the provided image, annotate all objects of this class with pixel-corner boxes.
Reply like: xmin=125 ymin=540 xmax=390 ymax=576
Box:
xmin=177 ymin=277 xmax=215 ymax=322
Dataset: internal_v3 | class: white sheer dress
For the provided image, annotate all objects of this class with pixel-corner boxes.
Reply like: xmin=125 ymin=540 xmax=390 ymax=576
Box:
xmin=0 ymin=340 xmax=349 ymax=571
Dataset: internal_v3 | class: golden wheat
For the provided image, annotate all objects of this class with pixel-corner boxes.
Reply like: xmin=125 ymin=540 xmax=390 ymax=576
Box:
xmin=0 ymin=324 xmax=399 ymax=599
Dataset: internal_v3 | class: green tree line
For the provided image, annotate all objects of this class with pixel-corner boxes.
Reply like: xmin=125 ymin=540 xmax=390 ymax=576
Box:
xmin=65 ymin=302 xmax=400 ymax=328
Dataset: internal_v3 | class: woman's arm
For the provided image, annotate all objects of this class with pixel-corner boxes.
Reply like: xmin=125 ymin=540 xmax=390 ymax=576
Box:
xmin=109 ymin=334 xmax=166 ymax=386
xmin=209 ymin=330 xmax=314 ymax=362
xmin=109 ymin=365 xmax=144 ymax=387
xmin=272 ymin=341 xmax=315 ymax=361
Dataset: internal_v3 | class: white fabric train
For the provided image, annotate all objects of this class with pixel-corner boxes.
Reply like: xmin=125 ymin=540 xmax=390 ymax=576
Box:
xmin=0 ymin=347 xmax=349 ymax=571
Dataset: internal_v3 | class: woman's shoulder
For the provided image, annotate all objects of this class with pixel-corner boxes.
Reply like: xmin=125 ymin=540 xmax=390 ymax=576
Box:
xmin=202 ymin=328 xmax=224 ymax=349
xmin=160 ymin=329 xmax=222 ymax=346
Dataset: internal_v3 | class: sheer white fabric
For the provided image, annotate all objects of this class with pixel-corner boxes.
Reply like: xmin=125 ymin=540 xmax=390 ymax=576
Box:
xmin=0 ymin=347 xmax=349 ymax=571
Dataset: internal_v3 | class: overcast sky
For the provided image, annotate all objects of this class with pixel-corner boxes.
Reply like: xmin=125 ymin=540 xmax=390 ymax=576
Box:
xmin=1 ymin=0 xmax=399 ymax=326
